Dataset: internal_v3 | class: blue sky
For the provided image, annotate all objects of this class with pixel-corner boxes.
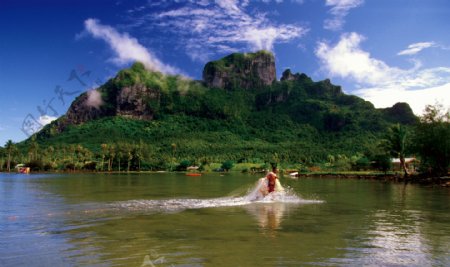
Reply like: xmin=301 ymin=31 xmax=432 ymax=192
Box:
xmin=1 ymin=0 xmax=449 ymax=145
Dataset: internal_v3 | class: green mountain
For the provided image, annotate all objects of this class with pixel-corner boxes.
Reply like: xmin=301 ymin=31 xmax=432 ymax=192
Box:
xmin=24 ymin=51 xmax=417 ymax=170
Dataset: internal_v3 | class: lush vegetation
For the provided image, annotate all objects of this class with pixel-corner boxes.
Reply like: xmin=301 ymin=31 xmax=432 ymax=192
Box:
xmin=203 ymin=50 xmax=275 ymax=90
xmin=412 ymin=104 xmax=450 ymax=176
xmin=1 ymin=60 xmax=448 ymax=177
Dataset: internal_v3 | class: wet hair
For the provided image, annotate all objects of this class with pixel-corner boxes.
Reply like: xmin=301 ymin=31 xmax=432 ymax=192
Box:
xmin=267 ymin=172 xmax=277 ymax=180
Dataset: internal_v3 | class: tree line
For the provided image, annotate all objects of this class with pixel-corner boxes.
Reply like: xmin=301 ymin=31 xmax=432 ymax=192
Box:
xmin=0 ymin=104 xmax=448 ymax=176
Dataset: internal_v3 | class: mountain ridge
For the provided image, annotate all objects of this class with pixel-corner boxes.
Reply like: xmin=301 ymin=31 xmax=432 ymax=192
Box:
xmin=27 ymin=50 xmax=417 ymax=167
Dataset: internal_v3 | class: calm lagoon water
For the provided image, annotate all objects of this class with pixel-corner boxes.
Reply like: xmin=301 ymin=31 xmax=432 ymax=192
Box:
xmin=1 ymin=172 xmax=449 ymax=266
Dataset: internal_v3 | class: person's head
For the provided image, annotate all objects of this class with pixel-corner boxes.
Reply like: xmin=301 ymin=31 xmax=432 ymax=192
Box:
xmin=266 ymin=171 xmax=277 ymax=181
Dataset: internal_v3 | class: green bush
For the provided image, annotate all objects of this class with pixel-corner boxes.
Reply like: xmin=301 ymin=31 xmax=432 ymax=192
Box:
xmin=371 ymin=154 xmax=392 ymax=173
xmin=26 ymin=160 xmax=43 ymax=171
xmin=176 ymin=160 xmax=192 ymax=171
xmin=221 ymin=160 xmax=234 ymax=172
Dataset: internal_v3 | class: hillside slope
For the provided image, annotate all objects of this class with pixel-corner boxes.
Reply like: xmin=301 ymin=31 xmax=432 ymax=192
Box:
xmin=25 ymin=51 xmax=417 ymax=169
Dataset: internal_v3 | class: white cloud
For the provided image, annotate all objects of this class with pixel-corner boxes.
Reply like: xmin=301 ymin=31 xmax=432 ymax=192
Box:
xmin=131 ymin=1 xmax=307 ymax=61
xmin=215 ymin=0 xmax=240 ymax=14
xmin=261 ymin=0 xmax=287 ymax=3
xmin=316 ymin=32 xmax=398 ymax=85
xmin=86 ymin=89 xmax=103 ymax=109
xmin=355 ymin=83 xmax=450 ymax=116
xmin=324 ymin=0 xmax=363 ymax=31
xmin=315 ymin=32 xmax=450 ymax=115
xmin=397 ymin=42 xmax=436 ymax=56
xmin=84 ymin=18 xmax=180 ymax=75
xmin=38 ymin=115 xmax=57 ymax=126
xmin=243 ymin=24 xmax=303 ymax=52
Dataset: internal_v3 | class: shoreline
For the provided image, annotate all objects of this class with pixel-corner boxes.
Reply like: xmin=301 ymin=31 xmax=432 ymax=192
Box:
xmin=292 ymin=172 xmax=450 ymax=187
xmin=1 ymin=170 xmax=449 ymax=187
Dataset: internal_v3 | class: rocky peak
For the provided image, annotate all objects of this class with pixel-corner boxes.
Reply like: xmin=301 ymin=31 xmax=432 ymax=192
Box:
xmin=314 ymin=79 xmax=342 ymax=96
xmin=280 ymin=69 xmax=312 ymax=83
xmin=382 ymin=102 xmax=418 ymax=124
xmin=116 ymin=84 xmax=159 ymax=120
xmin=63 ymin=92 xmax=111 ymax=127
xmin=281 ymin=69 xmax=299 ymax=81
xmin=202 ymin=50 xmax=276 ymax=90
xmin=60 ymin=63 xmax=162 ymax=129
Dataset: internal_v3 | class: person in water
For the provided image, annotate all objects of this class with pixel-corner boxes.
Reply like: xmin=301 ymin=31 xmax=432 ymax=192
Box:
xmin=258 ymin=170 xmax=284 ymax=197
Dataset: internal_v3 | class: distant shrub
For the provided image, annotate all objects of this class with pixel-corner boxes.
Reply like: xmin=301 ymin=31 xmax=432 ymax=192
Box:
xmin=354 ymin=157 xmax=371 ymax=171
xmin=65 ymin=163 xmax=76 ymax=171
xmin=43 ymin=163 xmax=55 ymax=171
xmin=26 ymin=160 xmax=43 ymax=171
xmin=176 ymin=160 xmax=191 ymax=171
xmin=371 ymin=155 xmax=392 ymax=173
xmin=83 ymin=161 xmax=97 ymax=171
xmin=221 ymin=160 xmax=234 ymax=171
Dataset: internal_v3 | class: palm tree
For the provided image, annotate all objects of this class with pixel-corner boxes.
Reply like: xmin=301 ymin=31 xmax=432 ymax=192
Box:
xmin=136 ymin=140 xmax=144 ymax=171
xmin=46 ymin=146 xmax=55 ymax=164
xmin=170 ymin=143 xmax=177 ymax=171
xmin=101 ymin=144 xmax=108 ymax=171
xmin=28 ymin=136 xmax=39 ymax=161
xmin=108 ymin=145 xmax=116 ymax=171
xmin=117 ymin=149 xmax=123 ymax=172
xmin=383 ymin=124 xmax=409 ymax=177
xmin=5 ymin=140 xmax=16 ymax=172
xmin=136 ymin=150 xmax=142 ymax=171
xmin=127 ymin=147 xmax=133 ymax=172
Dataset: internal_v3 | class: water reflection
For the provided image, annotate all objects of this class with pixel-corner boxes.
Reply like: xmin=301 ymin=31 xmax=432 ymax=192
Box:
xmin=2 ymin=174 xmax=450 ymax=266
xmin=244 ymin=202 xmax=287 ymax=230
xmin=362 ymin=209 xmax=430 ymax=266
xmin=331 ymin=182 xmax=450 ymax=267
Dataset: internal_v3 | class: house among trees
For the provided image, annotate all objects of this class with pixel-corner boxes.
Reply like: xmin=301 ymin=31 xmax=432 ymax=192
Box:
xmin=391 ymin=158 xmax=418 ymax=173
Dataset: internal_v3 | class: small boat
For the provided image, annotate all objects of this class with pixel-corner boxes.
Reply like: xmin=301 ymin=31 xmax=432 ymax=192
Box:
xmin=15 ymin=164 xmax=30 ymax=174
xmin=186 ymin=173 xmax=202 ymax=176
xmin=18 ymin=167 xmax=30 ymax=174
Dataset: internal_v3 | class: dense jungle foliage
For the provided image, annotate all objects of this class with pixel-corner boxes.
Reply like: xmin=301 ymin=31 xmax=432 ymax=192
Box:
xmin=2 ymin=58 xmax=446 ymax=175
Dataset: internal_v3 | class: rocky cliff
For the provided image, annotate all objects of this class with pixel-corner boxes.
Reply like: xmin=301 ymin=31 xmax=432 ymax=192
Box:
xmin=202 ymin=50 xmax=276 ymax=90
xmin=116 ymin=84 xmax=159 ymax=120
xmin=278 ymin=69 xmax=341 ymax=97
xmin=63 ymin=51 xmax=278 ymax=128
xmin=381 ymin=102 xmax=418 ymax=124
xmin=59 ymin=63 xmax=161 ymax=128
xmin=64 ymin=92 xmax=110 ymax=126
xmin=52 ymin=51 xmax=415 ymax=134
xmin=281 ymin=69 xmax=310 ymax=82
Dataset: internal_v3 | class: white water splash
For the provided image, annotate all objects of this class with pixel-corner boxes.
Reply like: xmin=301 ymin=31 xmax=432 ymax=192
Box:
xmin=111 ymin=184 xmax=323 ymax=213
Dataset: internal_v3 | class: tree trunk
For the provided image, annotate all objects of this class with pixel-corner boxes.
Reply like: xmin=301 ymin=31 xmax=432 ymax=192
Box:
xmin=109 ymin=157 xmax=114 ymax=172
xmin=400 ymin=156 xmax=409 ymax=178
xmin=7 ymin=153 xmax=11 ymax=172
xmin=127 ymin=153 xmax=132 ymax=172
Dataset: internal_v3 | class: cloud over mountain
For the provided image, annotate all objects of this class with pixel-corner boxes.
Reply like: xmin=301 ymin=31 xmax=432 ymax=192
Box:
xmin=316 ymin=32 xmax=450 ymax=114
xmin=127 ymin=1 xmax=308 ymax=62
xmin=84 ymin=18 xmax=180 ymax=75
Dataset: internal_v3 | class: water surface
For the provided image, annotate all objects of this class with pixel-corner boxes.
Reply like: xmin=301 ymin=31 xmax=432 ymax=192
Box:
xmin=1 ymin=173 xmax=449 ymax=266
